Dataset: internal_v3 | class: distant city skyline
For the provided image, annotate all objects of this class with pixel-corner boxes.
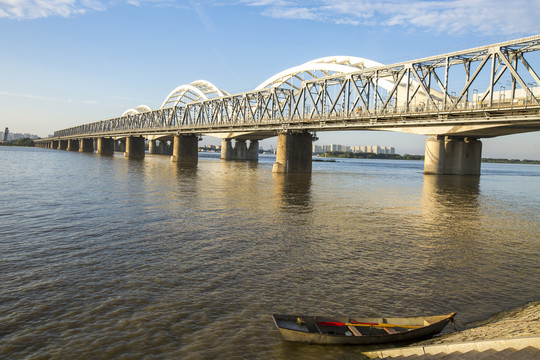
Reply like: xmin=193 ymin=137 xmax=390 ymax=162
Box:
xmin=1 ymin=127 xmax=39 ymax=141
xmin=1 ymin=1 xmax=539 ymax=159
xmin=313 ymin=144 xmax=396 ymax=155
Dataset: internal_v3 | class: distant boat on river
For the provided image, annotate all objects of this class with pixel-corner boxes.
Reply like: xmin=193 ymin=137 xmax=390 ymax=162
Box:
xmin=272 ymin=312 xmax=456 ymax=346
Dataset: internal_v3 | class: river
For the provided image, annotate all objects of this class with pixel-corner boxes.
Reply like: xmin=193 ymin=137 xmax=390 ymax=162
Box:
xmin=0 ymin=146 xmax=539 ymax=359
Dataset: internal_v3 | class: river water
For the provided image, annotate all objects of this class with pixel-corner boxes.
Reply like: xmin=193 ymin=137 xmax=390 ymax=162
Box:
xmin=0 ymin=146 xmax=539 ymax=359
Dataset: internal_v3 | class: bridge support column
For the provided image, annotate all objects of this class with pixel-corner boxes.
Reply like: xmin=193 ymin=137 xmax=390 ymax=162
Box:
xmin=171 ymin=134 xmax=198 ymax=165
xmin=464 ymin=138 xmax=482 ymax=175
xmin=221 ymin=139 xmax=259 ymax=161
xmin=97 ymin=138 xmax=114 ymax=155
xmin=424 ymin=136 xmax=482 ymax=175
xmin=67 ymin=139 xmax=79 ymax=151
xmin=148 ymin=140 xmax=157 ymax=154
xmin=58 ymin=140 xmax=67 ymax=150
xmin=221 ymin=139 xmax=233 ymax=160
xmin=234 ymin=140 xmax=247 ymax=160
xmin=124 ymin=136 xmax=145 ymax=160
xmin=79 ymin=138 xmax=94 ymax=152
xmin=52 ymin=140 xmax=59 ymax=149
xmin=115 ymin=140 xmax=126 ymax=152
xmin=272 ymin=131 xmax=313 ymax=173
xmin=159 ymin=140 xmax=172 ymax=155
xmin=247 ymin=140 xmax=259 ymax=161
xmin=424 ymin=136 xmax=445 ymax=174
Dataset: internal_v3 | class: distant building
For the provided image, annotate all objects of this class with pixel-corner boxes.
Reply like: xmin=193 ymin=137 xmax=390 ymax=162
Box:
xmin=312 ymin=143 xmax=396 ymax=155
xmin=3 ymin=132 xmax=39 ymax=141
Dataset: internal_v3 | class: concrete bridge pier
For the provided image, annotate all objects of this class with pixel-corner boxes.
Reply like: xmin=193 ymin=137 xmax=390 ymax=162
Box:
xmin=114 ymin=140 xmax=126 ymax=152
xmin=97 ymin=138 xmax=114 ymax=155
xmin=247 ymin=140 xmax=259 ymax=161
xmin=51 ymin=140 xmax=59 ymax=149
xmin=158 ymin=140 xmax=172 ymax=155
xmin=221 ymin=139 xmax=234 ymax=159
xmin=464 ymin=138 xmax=482 ymax=175
xmin=58 ymin=140 xmax=67 ymax=150
xmin=221 ymin=139 xmax=259 ymax=161
xmin=234 ymin=140 xmax=247 ymax=159
xmin=272 ymin=131 xmax=313 ymax=173
xmin=67 ymin=139 xmax=79 ymax=151
xmin=124 ymin=136 xmax=145 ymax=160
xmin=171 ymin=134 xmax=198 ymax=165
xmin=79 ymin=138 xmax=94 ymax=153
xmin=424 ymin=136 xmax=482 ymax=175
xmin=148 ymin=140 xmax=157 ymax=154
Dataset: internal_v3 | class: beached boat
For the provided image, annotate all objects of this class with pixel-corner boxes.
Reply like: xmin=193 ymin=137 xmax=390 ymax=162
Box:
xmin=272 ymin=312 xmax=456 ymax=345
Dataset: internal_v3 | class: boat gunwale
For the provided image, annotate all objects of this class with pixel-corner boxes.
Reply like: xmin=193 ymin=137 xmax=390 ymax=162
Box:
xmin=272 ymin=312 xmax=456 ymax=345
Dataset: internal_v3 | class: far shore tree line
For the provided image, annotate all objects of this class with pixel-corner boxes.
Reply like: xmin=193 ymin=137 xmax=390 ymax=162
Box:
xmin=0 ymin=138 xmax=35 ymax=147
xmin=318 ymin=151 xmax=540 ymax=165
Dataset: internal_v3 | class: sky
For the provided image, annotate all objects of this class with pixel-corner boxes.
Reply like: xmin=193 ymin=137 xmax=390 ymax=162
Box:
xmin=1 ymin=0 xmax=540 ymax=159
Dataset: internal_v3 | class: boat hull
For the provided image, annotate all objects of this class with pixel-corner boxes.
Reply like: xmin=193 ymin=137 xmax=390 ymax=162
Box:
xmin=273 ymin=313 xmax=455 ymax=346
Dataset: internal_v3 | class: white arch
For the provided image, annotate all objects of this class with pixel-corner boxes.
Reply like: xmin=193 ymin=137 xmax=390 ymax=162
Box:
xmin=190 ymin=80 xmax=230 ymax=98
xmin=135 ymin=105 xmax=152 ymax=113
xmin=306 ymin=56 xmax=384 ymax=70
xmin=255 ymin=56 xmax=393 ymax=91
xmin=122 ymin=104 xmax=152 ymax=116
xmin=161 ymin=80 xmax=229 ymax=108
xmin=122 ymin=108 xmax=138 ymax=116
xmin=161 ymin=84 xmax=207 ymax=108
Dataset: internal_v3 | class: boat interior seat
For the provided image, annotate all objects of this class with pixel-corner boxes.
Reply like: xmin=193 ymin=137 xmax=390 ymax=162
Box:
xmin=303 ymin=317 xmax=321 ymax=333
xmin=347 ymin=325 xmax=363 ymax=336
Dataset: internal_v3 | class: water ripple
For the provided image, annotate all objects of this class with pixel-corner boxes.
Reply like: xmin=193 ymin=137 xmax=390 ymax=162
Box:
xmin=0 ymin=148 xmax=539 ymax=359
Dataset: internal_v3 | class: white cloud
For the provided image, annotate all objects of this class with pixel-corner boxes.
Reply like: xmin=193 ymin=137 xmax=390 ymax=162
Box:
xmin=246 ymin=0 xmax=540 ymax=35
xmin=262 ymin=6 xmax=317 ymax=20
xmin=240 ymin=0 xmax=291 ymax=6
xmin=3 ymin=0 xmax=539 ymax=36
xmin=0 ymin=0 xmax=107 ymax=19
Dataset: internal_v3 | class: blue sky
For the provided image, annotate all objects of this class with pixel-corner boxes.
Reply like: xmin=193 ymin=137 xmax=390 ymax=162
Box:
xmin=1 ymin=0 xmax=540 ymax=158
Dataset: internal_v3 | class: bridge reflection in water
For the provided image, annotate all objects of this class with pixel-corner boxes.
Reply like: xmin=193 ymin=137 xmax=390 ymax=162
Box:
xmin=37 ymin=36 xmax=540 ymax=176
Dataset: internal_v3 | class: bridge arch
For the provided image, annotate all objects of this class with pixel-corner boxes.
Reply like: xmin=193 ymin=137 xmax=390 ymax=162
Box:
xmin=161 ymin=80 xmax=230 ymax=108
xmin=121 ymin=104 xmax=152 ymax=116
xmin=255 ymin=56 xmax=394 ymax=91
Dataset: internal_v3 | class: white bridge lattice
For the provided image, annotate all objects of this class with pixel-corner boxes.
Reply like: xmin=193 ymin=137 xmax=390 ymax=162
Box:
xmin=53 ymin=35 xmax=540 ymax=140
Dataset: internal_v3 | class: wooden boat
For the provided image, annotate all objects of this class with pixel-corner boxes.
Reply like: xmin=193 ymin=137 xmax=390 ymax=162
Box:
xmin=272 ymin=312 xmax=456 ymax=345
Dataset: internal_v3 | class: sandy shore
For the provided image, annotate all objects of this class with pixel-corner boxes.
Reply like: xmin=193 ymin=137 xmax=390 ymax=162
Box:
xmin=420 ymin=301 xmax=540 ymax=345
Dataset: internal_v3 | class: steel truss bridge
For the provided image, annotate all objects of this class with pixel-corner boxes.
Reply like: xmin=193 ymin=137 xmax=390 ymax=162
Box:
xmin=50 ymin=35 xmax=540 ymax=141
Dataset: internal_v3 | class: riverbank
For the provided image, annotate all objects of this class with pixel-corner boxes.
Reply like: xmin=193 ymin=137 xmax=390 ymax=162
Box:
xmin=422 ymin=301 xmax=540 ymax=345
xmin=363 ymin=302 xmax=540 ymax=359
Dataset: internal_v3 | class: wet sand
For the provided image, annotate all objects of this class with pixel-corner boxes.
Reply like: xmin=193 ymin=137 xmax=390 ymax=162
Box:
xmin=421 ymin=301 xmax=540 ymax=345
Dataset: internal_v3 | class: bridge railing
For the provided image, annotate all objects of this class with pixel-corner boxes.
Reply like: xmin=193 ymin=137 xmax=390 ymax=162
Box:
xmin=53 ymin=35 xmax=540 ymax=138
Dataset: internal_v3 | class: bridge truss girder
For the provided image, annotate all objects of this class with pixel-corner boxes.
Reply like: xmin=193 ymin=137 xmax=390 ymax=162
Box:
xmin=53 ymin=35 xmax=540 ymax=140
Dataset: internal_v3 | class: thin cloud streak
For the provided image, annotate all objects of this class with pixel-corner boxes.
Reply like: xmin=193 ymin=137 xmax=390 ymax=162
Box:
xmin=190 ymin=0 xmax=216 ymax=34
